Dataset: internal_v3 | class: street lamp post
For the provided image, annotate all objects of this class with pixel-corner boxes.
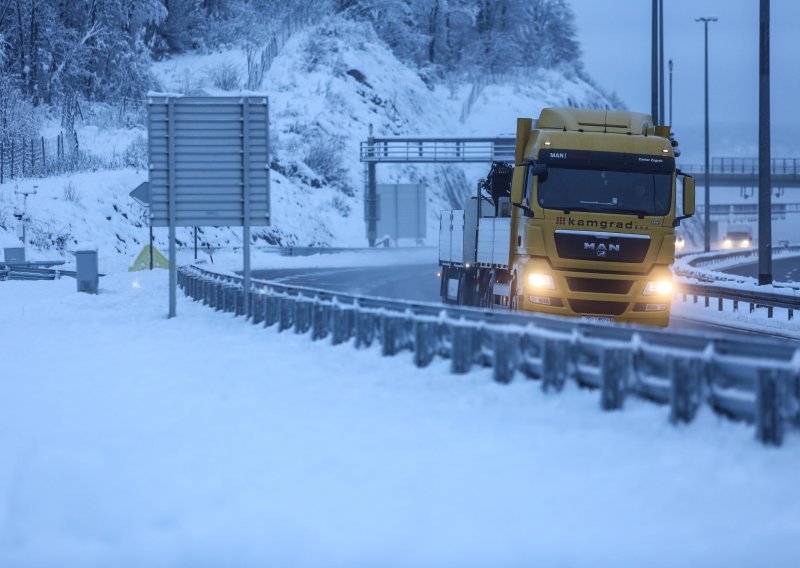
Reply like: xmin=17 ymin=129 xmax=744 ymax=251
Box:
xmin=758 ymin=0 xmax=772 ymax=285
xmin=669 ymin=59 xmax=673 ymax=127
xmin=659 ymin=0 xmax=665 ymax=125
xmin=696 ymin=16 xmax=718 ymax=252
xmin=652 ymin=0 xmax=659 ymax=121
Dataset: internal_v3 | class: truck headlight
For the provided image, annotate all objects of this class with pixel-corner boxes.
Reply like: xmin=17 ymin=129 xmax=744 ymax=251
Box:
xmin=740 ymin=239 xmax=750 ymax=248
xmin=643 ymin=280 xmax=673 ymax=296
xmin=527 ymin=273 xmax=555 ymax=290
xmin=723 ymin=238 xmax=733 ymax=248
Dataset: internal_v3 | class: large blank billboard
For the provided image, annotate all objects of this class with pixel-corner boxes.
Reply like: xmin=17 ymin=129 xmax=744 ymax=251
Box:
xmin=148 ymin=95 xmax=270 ymax=227
xmin=376 ymin=184 xmax=426 ymax=241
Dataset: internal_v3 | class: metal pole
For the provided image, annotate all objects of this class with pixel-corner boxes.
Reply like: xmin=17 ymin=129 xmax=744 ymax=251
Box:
xmin=659 ymin=0 xmax=665 ymax=125
xmin=704 ymin=22 xmax=711 ymax=252
xmin=168 ymin=98 xmax=177 ymax=318
xmin=651 ymin=0 xmax=659 ymax=121
xmin=669 ymin=59 xmax=674 ymax=127
xmin=696 ymin=17 xmax=717 ymax=252
xmin=758 ymin=0 xmax=772 ymax=285
xmin=149 ymin=224 xmax=154 ymax=270
xmin=242 ymin=98 xmax=252 ymax=317
xmin=366 ymin=124 xmax=377 ymax=247
xmin=194 ymin=227 xmax=198 ymax=260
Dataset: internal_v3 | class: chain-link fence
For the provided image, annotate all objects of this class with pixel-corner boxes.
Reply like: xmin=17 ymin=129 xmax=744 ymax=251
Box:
xmin=0 ymin=132 xmax=83 ymax=182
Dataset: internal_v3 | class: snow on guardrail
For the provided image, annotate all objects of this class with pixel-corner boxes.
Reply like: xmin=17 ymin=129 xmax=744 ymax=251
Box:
xmin=179 ymin=265 xmax=800 ymax=447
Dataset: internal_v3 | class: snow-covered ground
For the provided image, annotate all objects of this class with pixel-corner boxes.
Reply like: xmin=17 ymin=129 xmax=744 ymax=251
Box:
xmin=1 ymin=255 xmax=799 ymax=567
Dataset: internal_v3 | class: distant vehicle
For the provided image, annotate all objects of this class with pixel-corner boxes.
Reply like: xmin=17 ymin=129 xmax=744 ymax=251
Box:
xmin=721 ymin=225 xmax=753 ymax=249
xmin=438 ymin=107 xmax=695 ymax=327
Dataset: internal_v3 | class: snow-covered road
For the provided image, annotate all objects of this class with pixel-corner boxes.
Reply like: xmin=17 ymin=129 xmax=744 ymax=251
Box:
xmin=1 ymin=267 xmax=799 ymax=566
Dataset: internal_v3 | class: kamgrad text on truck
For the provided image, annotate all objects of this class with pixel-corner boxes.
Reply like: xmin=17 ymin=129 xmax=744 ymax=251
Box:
xmin=438 ymin=107 xmax=696 ymax=327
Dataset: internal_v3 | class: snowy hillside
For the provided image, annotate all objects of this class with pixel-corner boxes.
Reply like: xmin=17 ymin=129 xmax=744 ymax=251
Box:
xmin=0 ymin=17 xmax=617 ymax=264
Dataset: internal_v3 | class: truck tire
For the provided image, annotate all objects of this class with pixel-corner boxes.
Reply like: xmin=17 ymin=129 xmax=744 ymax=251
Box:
xmin=477 ymin=270 xmax=494 ymax=309
xmin=441 ymin=266 xmax=461 ymax=305
xmin=457 ymin=271 xmax=469 ymax=306
xmin=509 ymin=274 xmax=519 ymax=311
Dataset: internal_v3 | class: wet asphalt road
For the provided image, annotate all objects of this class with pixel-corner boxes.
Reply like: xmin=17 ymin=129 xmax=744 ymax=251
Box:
xmin=722 ymin=255 xmax=800 ymax=283
xmin=251 ymin=263 xmax=794 ymax=340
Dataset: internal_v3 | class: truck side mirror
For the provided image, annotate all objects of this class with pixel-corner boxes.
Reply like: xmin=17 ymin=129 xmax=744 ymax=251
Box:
xmin=682 ymin=175 xmax=695 ymax=216
xmin=529 ymin=163 xmax=548 ymax=177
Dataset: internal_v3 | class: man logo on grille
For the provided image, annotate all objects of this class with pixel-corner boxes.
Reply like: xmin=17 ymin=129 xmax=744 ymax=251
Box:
xmin=584 ymin=242 xmax=620 ymax=257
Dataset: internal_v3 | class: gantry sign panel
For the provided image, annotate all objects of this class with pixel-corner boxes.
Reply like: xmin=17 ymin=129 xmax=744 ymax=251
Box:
xmin=148 ymin=95 xmax=270 ymax=227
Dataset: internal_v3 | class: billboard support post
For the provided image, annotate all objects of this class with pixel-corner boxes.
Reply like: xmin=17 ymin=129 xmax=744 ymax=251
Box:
xmin=242 ymin=98 xmax=252 ymax=317
xmin=148 ymin=95 xmax=271 ymax=318
xmin=168 ymin=98 xmax=177 ymax=318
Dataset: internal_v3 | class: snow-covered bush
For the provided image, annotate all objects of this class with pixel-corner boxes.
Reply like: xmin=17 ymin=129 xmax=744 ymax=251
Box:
xmin=304 ymin=136 xmax=348 ymax=190
xmin=62 ymin=182 xmax=82 ymax=206
xmin=206 ymin=62 xmax=241 ymax=91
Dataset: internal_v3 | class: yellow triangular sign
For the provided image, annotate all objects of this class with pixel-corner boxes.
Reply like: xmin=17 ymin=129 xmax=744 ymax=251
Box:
xmin=129 ymin=245 xmax=171 ymax=271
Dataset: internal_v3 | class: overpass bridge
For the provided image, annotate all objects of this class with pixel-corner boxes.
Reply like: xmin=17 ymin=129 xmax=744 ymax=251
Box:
xmin=359 ymin=136 xmax=800 ymax=244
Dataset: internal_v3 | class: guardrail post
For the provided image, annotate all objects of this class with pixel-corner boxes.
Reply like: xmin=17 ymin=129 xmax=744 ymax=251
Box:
xmin=355 ymin=311 xmax=375 ymax=348
xmin=541 ymin=339 xmax=568 ymax=393
xmin=493 ymin=331 xmax=519 ymax=384
xmin=733 ymin=299 xmax=739 ymax=312
xmin=265 ymin=294 xmax=279 ymax=327
xmin=279 ymin=296 xmax=294 ymax=332
xmin=600 ymin=348 xmax=629 ymax=410
xmin=331 ymin=306 xmax=353 ymax=345
xmin=381 ymin=315 xmax=401 ymax=356
xmin=215 ymin=282 xmax=223 ymax=311
xmin=294 ymin=298 xmax=311 ymax=334
xmin=717 ymin=297 xmax=723 ymax=311
xmin=413 ymin=320 xmax=437 ymax=368
xmin=789 ymin=309 xmax=794 ymax=321
xmin=312 ymin=303 xmax=331 ymax=341
xmin=235 ymin=287 xmax=244 ymax=317
xmin=756 ymin=368 xmax=787 ymax=446
xmin=450 ymin=323 xmax=474 ymax=374
xmin=201 ymin=279 xmax=210 ymax=305
xmin=252 ymin=291 xmax=265 ymax=325
xmin=223 ymin=285 xmax=235 ymax=313
xmin=670 ymin=358 xmax=703 ymax=424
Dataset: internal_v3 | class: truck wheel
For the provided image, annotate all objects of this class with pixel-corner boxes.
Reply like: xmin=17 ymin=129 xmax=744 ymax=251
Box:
xmin=457 ymin=271 xmax=471 ymax=306
xmin=441 ymin=266 xmax=461 ymax=305
xmin=477 ymin=270 xmax=494 ymax=309
xmin=509 ymin=275 xmax=519 ymax=311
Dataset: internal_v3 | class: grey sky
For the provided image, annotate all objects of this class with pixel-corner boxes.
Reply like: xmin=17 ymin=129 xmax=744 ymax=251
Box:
xmin=569 ymin=0 xmax=800 ymax=163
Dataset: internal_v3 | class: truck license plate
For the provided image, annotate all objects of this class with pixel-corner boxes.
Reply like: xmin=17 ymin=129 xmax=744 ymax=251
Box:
xmin=582 ymin=316 xmax=614 ymax=324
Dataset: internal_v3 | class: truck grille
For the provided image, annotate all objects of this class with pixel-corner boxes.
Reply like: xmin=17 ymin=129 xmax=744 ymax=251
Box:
xmin=554 ymin=230 xmax=650 ymax=263
xmin=566 ymin=277 xmax=634 ymax=295
xmin=568 ymin=299 xmax=629 ymax=316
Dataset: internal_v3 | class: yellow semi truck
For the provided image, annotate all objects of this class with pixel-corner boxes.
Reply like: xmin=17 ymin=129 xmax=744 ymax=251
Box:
xmin=439 ymin=107 xmax=695 ymax=326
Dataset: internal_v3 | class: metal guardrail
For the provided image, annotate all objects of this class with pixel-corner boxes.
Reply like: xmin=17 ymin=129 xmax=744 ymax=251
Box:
xmin=681 ymin=157 xmax=800 ymax=175
xmin=674 ymin=247 xmax=800 ymax=321
xmin=359 ymin=137 xmax=516 ymax=163
xmin=0 ymin=260 xmax=74 ymax=281
xmin=179 ymin=265 xmax=800 ymax=447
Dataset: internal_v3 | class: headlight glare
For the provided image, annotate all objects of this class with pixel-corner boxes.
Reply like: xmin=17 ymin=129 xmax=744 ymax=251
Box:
xmin=643 ymin=280 xmax=673 ymax=296
xmin=527 ymin=272 xmax=555 ymax=290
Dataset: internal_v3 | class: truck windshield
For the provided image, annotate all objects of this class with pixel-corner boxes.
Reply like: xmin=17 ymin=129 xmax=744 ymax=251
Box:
xmin=535 ymin=167 xmax=672 ymax=216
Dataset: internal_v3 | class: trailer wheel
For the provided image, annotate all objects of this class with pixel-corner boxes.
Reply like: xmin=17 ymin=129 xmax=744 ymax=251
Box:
xmin=477 ymin=270 xmax=494 ymax=309
xmin=441 ymin=266 xmax=461 ymax=305
xmin=457 ymin=269 xmax=476 ymax=306
xmin=509 ymin=274 xmax=519 ymax=311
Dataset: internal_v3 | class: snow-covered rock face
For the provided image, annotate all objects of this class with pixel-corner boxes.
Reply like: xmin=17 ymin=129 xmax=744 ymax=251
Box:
xmin=1 ymin=17 xmax=617 ymax=260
